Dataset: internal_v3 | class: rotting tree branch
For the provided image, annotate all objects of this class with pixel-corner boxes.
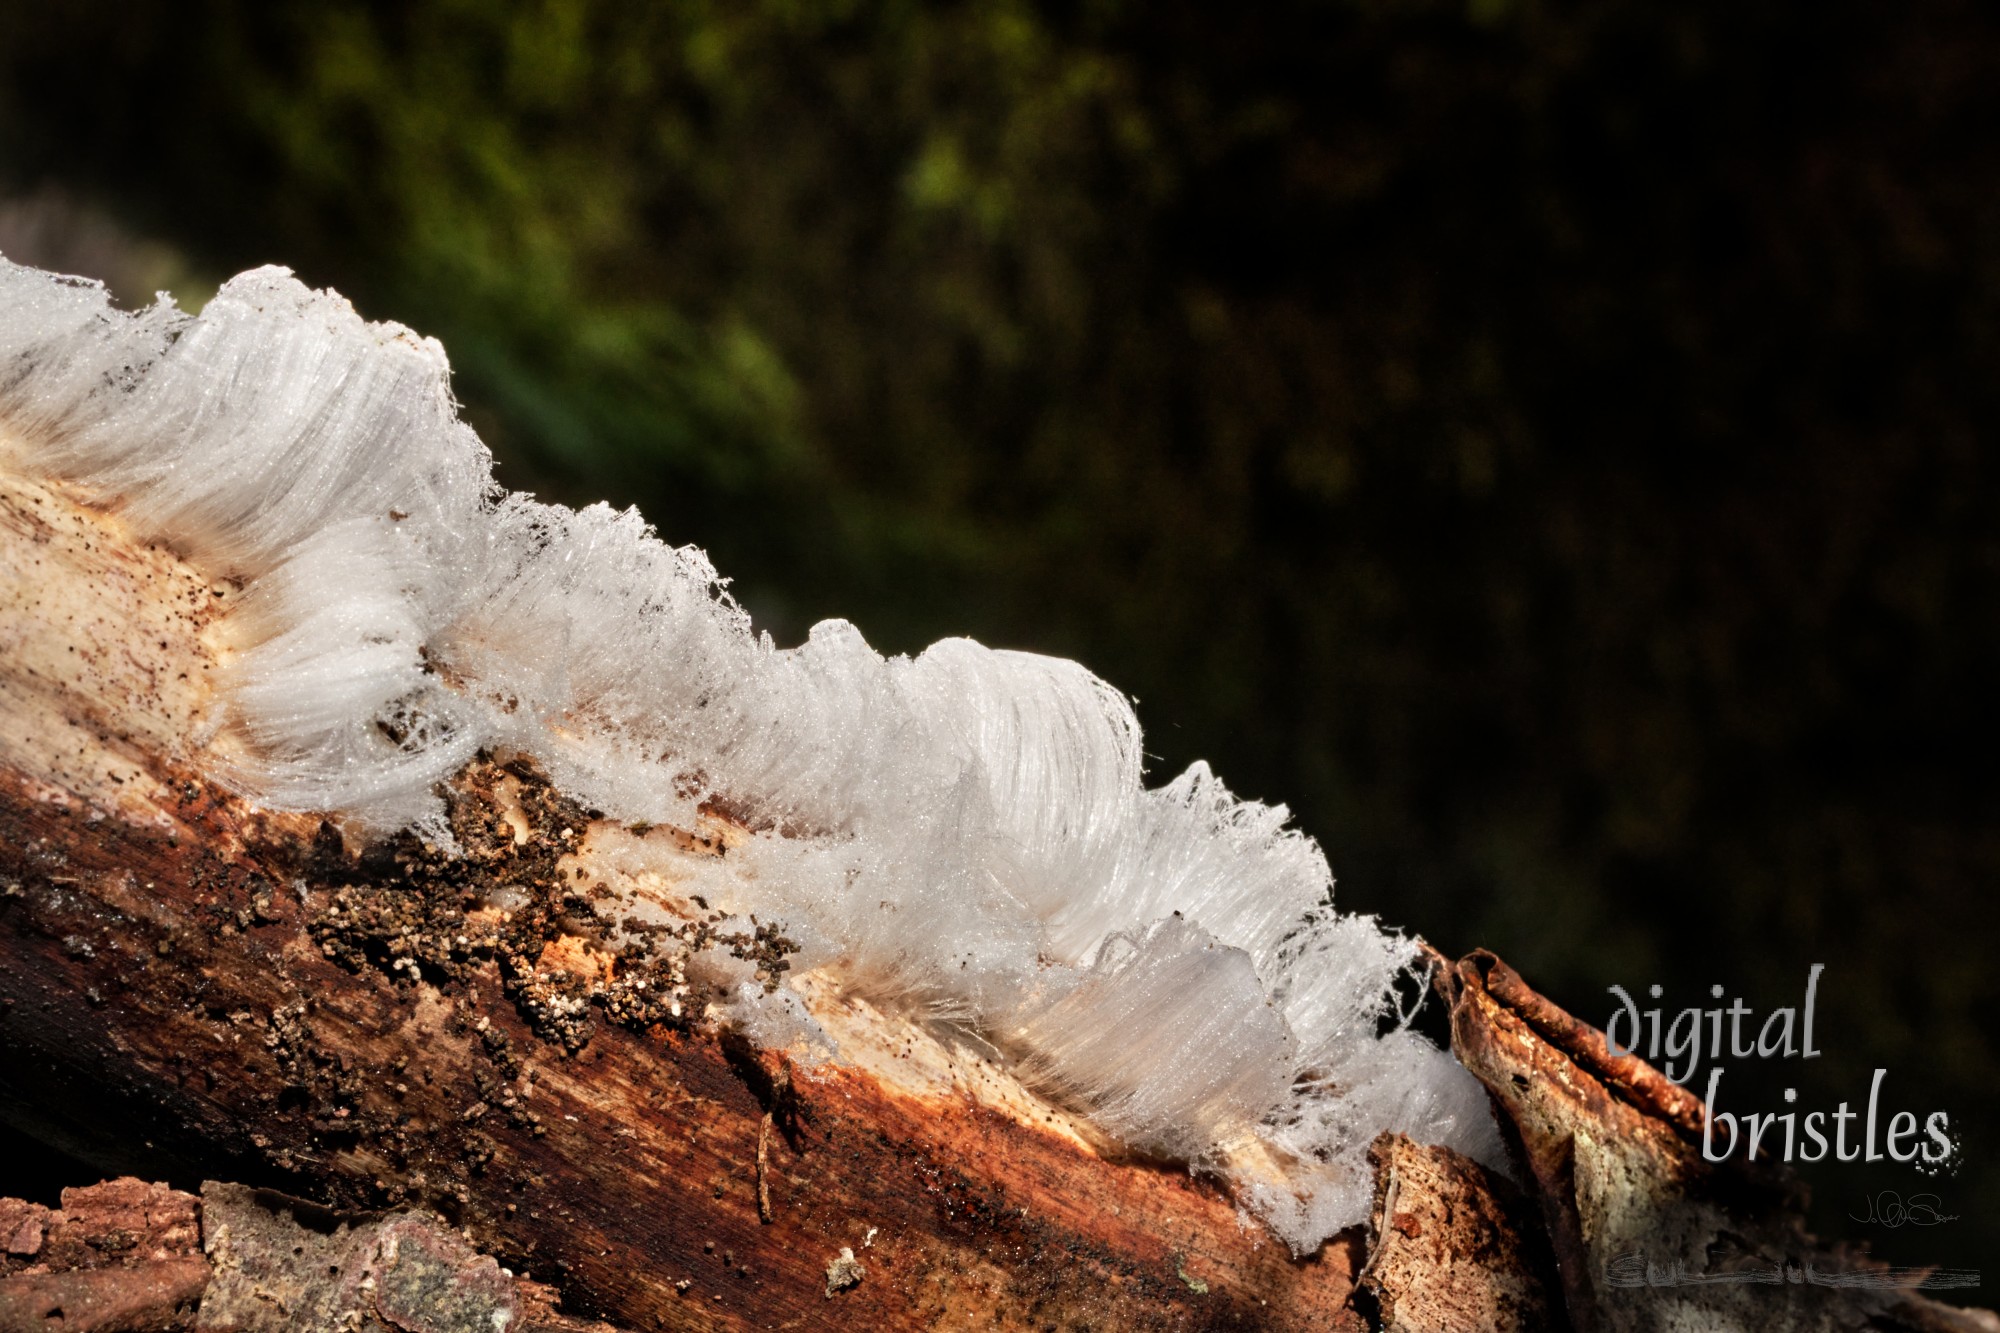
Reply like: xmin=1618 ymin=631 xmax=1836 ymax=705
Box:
xmin=0 ymin=466 xmax=1380 ymax=1328
xmin=2 ymin=464 xmax=1994 ymax=1331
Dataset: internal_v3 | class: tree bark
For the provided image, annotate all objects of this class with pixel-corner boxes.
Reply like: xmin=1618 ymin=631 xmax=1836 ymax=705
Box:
xmin=1443 ymin=950 xmax=1997 ymax=1333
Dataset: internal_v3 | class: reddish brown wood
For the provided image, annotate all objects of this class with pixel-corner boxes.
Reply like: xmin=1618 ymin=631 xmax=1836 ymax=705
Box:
xmin=0 ymin=759 xmax=1375 ymax=1330
xmin=0 ymin=1178 xmax=208 ymax=1332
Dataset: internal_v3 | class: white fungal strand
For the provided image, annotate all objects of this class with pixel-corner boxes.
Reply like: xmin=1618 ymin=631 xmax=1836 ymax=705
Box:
xmin=0 ymin=257 xmax=1503 ymax=1252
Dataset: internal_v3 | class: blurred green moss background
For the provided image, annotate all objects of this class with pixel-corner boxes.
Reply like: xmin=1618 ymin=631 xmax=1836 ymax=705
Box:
xmin=2 ymin=0 xmax=1995 ymax=1275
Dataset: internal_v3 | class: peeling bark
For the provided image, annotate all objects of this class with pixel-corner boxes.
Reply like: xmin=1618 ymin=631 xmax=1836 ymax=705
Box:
xmin=196 ymin=1181 xmax=621 ymax=1333
xmin=1442 ymin=950 xmax=1998 ymax=1333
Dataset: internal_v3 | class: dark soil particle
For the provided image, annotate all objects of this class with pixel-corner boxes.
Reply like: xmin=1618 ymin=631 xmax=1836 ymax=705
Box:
xmin=302 ymin=754 xmax=797 ymax=1056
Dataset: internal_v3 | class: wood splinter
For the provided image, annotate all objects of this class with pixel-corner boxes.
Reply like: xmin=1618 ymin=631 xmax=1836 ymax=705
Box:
xmin=756 ymin=1060 xmax=792 ymax=1225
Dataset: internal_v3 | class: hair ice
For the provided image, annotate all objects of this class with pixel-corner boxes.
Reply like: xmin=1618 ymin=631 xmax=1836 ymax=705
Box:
xmin=0 ymin=257 xmax=1503 ymax=1252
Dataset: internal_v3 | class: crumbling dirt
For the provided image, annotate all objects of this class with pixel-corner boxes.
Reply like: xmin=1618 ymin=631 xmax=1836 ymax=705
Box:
xmin=303 ymin=754 xmax=796 ymax=1055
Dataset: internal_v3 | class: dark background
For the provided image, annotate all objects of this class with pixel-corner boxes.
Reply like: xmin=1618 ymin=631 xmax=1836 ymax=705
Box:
xmin=1 ymin=0 xmax=1993 ymax=1281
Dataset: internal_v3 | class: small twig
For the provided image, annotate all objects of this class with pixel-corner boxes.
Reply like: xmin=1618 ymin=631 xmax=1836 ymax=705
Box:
xmin=757 ymin=1110 xmax=773 ymax=1224
xmin=756 ymin=1060 xmax=792 ymax=1225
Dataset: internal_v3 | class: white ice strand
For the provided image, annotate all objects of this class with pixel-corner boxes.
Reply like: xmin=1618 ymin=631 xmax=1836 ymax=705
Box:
xmin=1006 ymin=915 xmax=1296 ymax=1161
xmin=221 ymin=517 xmax=482 ymax=828
xmin=1 ymin=265 xmax=494 ymax=576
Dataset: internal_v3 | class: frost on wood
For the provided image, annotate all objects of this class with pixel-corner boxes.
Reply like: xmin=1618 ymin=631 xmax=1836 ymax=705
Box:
xmin=0 ymin=257 xmax=1500 ymax=1251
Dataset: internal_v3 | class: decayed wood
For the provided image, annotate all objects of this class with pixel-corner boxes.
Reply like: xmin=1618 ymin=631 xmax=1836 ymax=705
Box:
xmin=1357 ymin=1133 xmax=1557 ymax=1333
xmin=0 ymin=466 xmax=1370 ymax=1328
xmin=0 ymin=1178 xmax=208 ymax=1332
xmin=1443 ymin=950 xmax=1999 ymax=1333
xmin=6 ymin=455 xmax=1997 ymax=1333
xmin=0 ymin=1176 xmax=623 ymax=1333
xmin=196 ymin=1181 xmax=625 ymax=1333
xmin=0 ymin=1176 xmax=627 ymax=1332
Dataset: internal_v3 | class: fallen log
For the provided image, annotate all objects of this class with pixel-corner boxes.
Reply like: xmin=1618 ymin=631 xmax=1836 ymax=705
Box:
xmin=0 ymin=465 xmax=1376 ymax=1328
xmin=1 ymin=288 xmax=1993 ymax=1330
